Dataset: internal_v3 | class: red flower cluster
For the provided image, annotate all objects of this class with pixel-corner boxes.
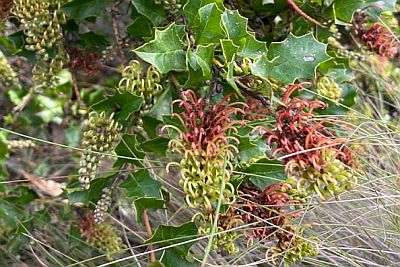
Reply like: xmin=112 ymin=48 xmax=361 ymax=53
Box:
xmin=254 ymin=84 xmax=343 ymax=172
xmin=236 ymin=182 xmax=301 ymax=244
xmin=359 ymin=22 xmax=398 ymax=58
xmin=172 ymin=90 xmax=246 ymax=158
xmin=66 ymin=47 xmax=102 ymax=75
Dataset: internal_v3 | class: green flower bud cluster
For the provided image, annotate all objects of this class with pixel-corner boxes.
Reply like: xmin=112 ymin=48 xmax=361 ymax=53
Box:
xmin=6 ymin=139 xmax=35 ymax=150
xmin=11 ymin=0 xmax=67 ymax=55
xmin=79 ymin=112 xmax=121 ymax=190
xmin=33 ymin=52 xmax=68 ymax=89
xmin=154 ymin=0 xmax=182 ymax=15
xmin=94 ymin=187 xmax=112 ymax=224
xmin=267 ymin=227 xmax=319 ymax=266
xmin=316 ymin=76 xmax=342 ymax=102
xmin=290 ymin=149 xmax=357 ymax=200
xmin=117 ymin=60 xmax=163 ymax=126
xmin=86 ymin=222 xmax=125 ymax=260
xmin=179 ymin=151 xmax=235 ymax=212
xmin=195 ymin=209 xmax=243 ymax=255
xmin=0 ymin=51 xmax=20 ymax=88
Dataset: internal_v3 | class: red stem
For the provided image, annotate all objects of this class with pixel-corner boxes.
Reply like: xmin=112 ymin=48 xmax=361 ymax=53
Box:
xmin=287 ymin=0 xmax=326 ymax=28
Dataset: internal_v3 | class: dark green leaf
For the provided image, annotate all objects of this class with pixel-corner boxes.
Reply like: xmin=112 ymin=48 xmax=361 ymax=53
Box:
xmin=148 ymin=88 xmax=172 ymax=120
xmin=146 ymin=222 xmax=197 ymax=257
xmin=238 ymin=35 xmax=268 ymax=59
xmin=134 ymin=197 xmax=165 ymax=223
xmin=160 ymin=249 xmax=198 ymax=267
xmin=120 ymin=170 xmax=161 ymax=198
xmin=114 ymin=134 xmax=145 ymax=167
xmin=91 ymin=92 xmax=143 ymax=122
xmin=237 ymin=136 xmax=269 ymax=163
xmin=183 ymin=0 xmax=225 ymax=27
xmin=135 ymin=24 xmax=187 ymax=73
xmin=193 ymin=3 xmax=225 ymax=45
xmin=221 ymin=10 xmax=248 ymax=45
xmin=334 ymin=0 xmax=397 ymax=22
xmin=62 ymin=0 xmax=112 ymax=21
xmin=243 ymin=158 xmax=286 ymax=189
xmin=131 ymin=0 xmax=166 ymax=26
xmin=139 ymin=137 xmax=170 ymax=156
xmin=127 ymin=16 xmax=153 ymax=38
xmin=251 ymin=33 xmax=330 ymax=83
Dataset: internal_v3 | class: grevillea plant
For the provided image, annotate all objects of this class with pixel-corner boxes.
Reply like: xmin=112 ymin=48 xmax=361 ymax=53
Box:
xmin=0 ymin=0 xmax=398 ymax=266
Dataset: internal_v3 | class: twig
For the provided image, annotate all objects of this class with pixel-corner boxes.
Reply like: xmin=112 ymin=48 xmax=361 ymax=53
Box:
xmin=71 ymin=70 xmax=84 ymax=108
xmin=287 ymin=0 xmax=326 ymax=28
xmin=143 ymin=210 xmax=157 ymax=262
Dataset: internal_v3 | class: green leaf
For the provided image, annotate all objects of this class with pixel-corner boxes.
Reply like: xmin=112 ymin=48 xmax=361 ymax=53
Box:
xmin=114 ymin=134 xmax=145 ymax=167
xmin=251 ymin=33 xmax=330 ymax=84
xmin=91 ymin=92 xmax=143 ymax=122
xmin=160 ymin=250 xmax=198 ymax=267
xmin=127 ymin=16 xmax=153 ymax=38
xmin=221 ymin=10 xmax=248 ymax=45
xmin=131 ymin=0 xmax=166 ymax=26
xmin=238 ymin=35 xmax=268 ymax=59
xmin=120 ymin=170 xmax=162 ymax=198
xmin=186 ymin=44 xmax=215 ymax=77
xmin=146 ymin=222 xmax=197 ymax=257
xmin=147 ymin=262 xmax=166 ymax=267
xmin=139 ymin=137 xmax=170 ymax=156
xmin=243 ymin=158 xmax=286 ymax=189
xmin=147 ymin=88 xmax=172 ymax=120
xmin=134 ymin=197 xmax=165 ymax=223
xmin=221 ymin=39 xmax=238 ymax=63
xmin=135 ymin=24 xmax=187 ymax=73
xmin=334 ymin=0 xmax=397 ymax=22
xmin=62 ymin=0 xmax=112 ymax=21
xmin=237 ymin=136 xmax=269 ymax=163
xmin=193 ymin=3 xmax=225 ymax=45
xmin=183 ymin=0 xmax=225 ymax=27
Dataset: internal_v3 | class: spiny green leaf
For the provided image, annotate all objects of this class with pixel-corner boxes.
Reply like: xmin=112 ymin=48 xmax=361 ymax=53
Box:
xmin=146 ymin=222 xmax=197 ymax=257
xmin=91 ymin=92 xmax=143 ymax=122
xmin=243 ymin=158 xmax=286 ymax=189
xmin=120 ymin=169 xmax=161 ymax=198
xmin=139 ymin=137 xmax=170 ymax=157
xmin=251 ymin=33 xmax=330 ymax=84
xmin=62 ymin=0 xmax=112 ymax=21
xmin=134 ymin=197 xmax=165 ymax=224
xmin=238 ymin=35 xmax=268 ymax=59
xmin=114 ymin=134 xmax=145 ymax=168
xmin=135 ymin=24 xmax=187 ymax=73
xmin=131 ymin=0 xmax=166 ymax=26
xmin=221 ymin=10 xmax=248 ymax=45
xmin=237 ymin=136 xmax=269 ymax=164
xmin=194 ymin=3 xmax=225 ymax=45
xmin=183 ymin=0 xmax=225 ymax=27
xmin=334 ymin=0 xmax=397 ymax=22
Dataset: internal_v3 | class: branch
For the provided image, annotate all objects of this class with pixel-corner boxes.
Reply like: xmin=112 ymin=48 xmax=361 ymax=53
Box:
xmin=287 ymin=0 xmax=326 ymax=28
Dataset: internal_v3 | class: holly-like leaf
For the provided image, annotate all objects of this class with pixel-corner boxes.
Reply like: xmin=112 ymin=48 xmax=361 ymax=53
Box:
xmin=237 ymin=136 xmax=269 ymax=163
xmin=62 ymin=0 xmax=112 ymax=21
xmin=135 ymin=24 xmax=187 ymax=73
xmin=114 ymin=134 xmax=145 ymax=168
xmin=139 ymin=137 xmax=170 ymax=157
xmin=183 ymin=0 xmax=225 ymax=27
xmin=243 ymin=158 xmax=286 ymax=189
xmin=147 ymin=88 xmax=172 ymax=120
xmin=251 ymin=33 xmax=330 ymax=84
xmin=159 ymin=250 xmax=198 ymax=267
xmin=146 ymin=222 xmax=197 ymax=257
xmin=193 ymin=3 xmax=225 ymax=45
xmin=334 ymin=0 xmax=397 ymax=22
xmin=221 ymin=10 xmax=248 ymax=45
xmin=238 ymin=35 xmax=268 ymax=59
xmin=135 ymin=197 xmax=165 ymax=224
xmin=91 ymin=92 xmax=143 ymax=122
xmin=131 ymin=0 xmax=166 ymax=26
xmin=120 ymin=169 xmax=161 ymax=198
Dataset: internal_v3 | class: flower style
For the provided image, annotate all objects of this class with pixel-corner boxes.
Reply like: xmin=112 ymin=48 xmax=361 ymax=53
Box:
xmin=235 ymin=182 xmax=301 ymax=245
xmin=253 ymin=84 xmax=343 ymax=173
xmin=359 ymin=22 xmax=398 ymax=58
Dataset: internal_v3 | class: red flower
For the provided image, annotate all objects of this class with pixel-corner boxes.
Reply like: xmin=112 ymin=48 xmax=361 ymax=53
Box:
xmin=236 ymin=182 xmax=300 ymax=243
xmin=253 ymin=84 xmax=344 ymax=172
xmin=359 ymin=22 xmax=398 ymax=58
xmin=172 ymin=90 xmax=247 ymax=159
